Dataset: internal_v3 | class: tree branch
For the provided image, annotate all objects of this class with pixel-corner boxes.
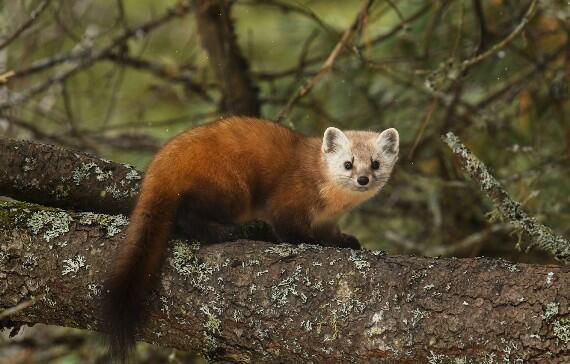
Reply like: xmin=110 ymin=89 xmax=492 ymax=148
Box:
xmin=0 ymin=138 xmax=141 ymax=214
xmin=461 ymin=0 xmax=538 ymax=70
xmin=274 ymin=0 xmax=374 ymax=122
xmin=443 ymin=132 xmax=570 ymax=264
xmin=1 ymin=200 xmax=568 ymax=362
xmin=0 ymin=0 xmax=52 ymax=51
xmin=0 ymin=1 xmax=193 ymax=112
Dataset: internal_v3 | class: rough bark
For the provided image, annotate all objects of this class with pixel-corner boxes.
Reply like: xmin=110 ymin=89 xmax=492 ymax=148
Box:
xmin=0 ymin=138 xmax=140 ymax=215
xmin=195 ymin=0 xmax=260 ymax=117
xmin=1 ymin=201 xmax=569 ymax=363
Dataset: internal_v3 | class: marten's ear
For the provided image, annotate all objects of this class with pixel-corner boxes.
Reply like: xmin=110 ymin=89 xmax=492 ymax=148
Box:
xmin=377 ymin=128 xmax=399 ymax=156
xmin=322 ymin=127 xmax=350 ymax=153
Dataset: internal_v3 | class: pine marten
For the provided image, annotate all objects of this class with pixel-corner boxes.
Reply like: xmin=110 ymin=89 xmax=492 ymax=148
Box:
xmin=103 ymin=116 xmax=399 ymax=360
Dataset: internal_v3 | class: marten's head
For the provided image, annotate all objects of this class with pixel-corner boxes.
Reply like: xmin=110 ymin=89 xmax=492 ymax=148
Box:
xmin=321 ymin=127 xmax=399 ymax=192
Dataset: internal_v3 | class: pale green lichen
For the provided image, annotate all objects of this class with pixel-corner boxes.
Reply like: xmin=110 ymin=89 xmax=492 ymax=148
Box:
xmin=72 ymin=162 xmax=112 ymax=185
xmin=87 ymin=283 xmax=102 ymax=299
xmin=427 ymin=350 xmax=446 ymax=364
xmin=546 ymin=272 xmax=555 ymax=285
xmin=371 ymin=249 xmax=386 ymax=256
xmin=543 ymin=302 xmax=559 ymax=321
xmin=270 ymin=265 xmax=311 ymax=306
xmin=410 ymin=308 xmax=429 ymax=327
xmin=125 ymin=167 xmax=142 ymax=180
xmin=22 ymin=253 xmax=39 ymax=269
xmin=62 ymin=254 xmax=87 ymax=276
xmin=255 ymin=269 xmax=268 ymax=277
xmin=200 ymin=304 xmax=221 ymax=334
xmin=264 ymin=243 xmax=309 ymax=257
xmin=42 ymin=288 xmax=56 ymax=308
xmin=301 ymin=319 xmax=313 ymax=332
xmin=78 ymin=212 xmax=128 ymax=237
xmin=103 ymin=181 xmax=139 ymax=199
xmin=506 ymin=263 xmax=519 ymax=272
xmin=334 ymin=288 xmax=366 ymax=317
xmin=553 ymin=317 xmax=570 ymax=343
xmin=169 ymin=241 xmax=218 ymax=290
xmin=104 ymin=183 xmax=125 ymax=198
xmin=27 ymin=210 xmax=72 ymax=242
xmin=202 ymin=332 xmax=218 ymax=352
xmin=23 ymin=157 xmax=35 ymax=171
xmin=349 ymin=250 xmax=371 ymax=272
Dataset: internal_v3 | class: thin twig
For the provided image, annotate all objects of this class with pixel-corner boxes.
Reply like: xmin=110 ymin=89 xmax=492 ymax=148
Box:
xmin=0 ymin=1 xmax=193 ymax=112
xmin=408 ymin=98 xmax=438 ymax=160
xmin=239 ymin=0 xmax=337 ymax=36
xmin=0 ymin=296 xmax=42 ymax=320
xmin=275 ymin=0 xmax=374 ymax=122
xmin=0 ymin=0 xmax=52 ymax=51
xmin=427 ymin=224 xmax=512 ymax=257
xmin=461 ymin=0 xmax=537 ymax=70
xmin=472 ymin=0 xmax=491 ymax=52
xmin=104 ymin=53 xmax=212 ymax=102
xmin=253 ymin=3 xmax=429 ymax=82
xmin=443 ymin=132 xmax=570 ymax=264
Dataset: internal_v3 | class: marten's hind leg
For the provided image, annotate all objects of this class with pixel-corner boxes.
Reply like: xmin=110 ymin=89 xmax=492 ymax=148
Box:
xmin=312 ymin=222 xmax=361 ymax=249
xmin=272 ymin=216 xmax=313 ymax=245
xmin=174 ymin=190 xmax=248 ymax=244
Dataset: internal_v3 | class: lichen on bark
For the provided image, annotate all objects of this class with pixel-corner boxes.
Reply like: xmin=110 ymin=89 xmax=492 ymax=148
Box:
xmin=1 ymin=200 xmax=569 ymax=362
xmin=443 ymin=132 xmax=570 ymax=264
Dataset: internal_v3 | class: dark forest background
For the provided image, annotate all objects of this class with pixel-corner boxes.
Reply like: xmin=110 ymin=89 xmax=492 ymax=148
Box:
xmin=0 ymin=0 xmax=568 ymax=362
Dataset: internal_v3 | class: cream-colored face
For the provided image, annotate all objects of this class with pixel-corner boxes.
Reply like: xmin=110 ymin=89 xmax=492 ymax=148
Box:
xmin=321 ymin=127 xmax=399 ymax=192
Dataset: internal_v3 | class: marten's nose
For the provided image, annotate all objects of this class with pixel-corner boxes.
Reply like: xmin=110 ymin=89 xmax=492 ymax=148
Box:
xmin=357 ymin=176 xmax=369 ymax=186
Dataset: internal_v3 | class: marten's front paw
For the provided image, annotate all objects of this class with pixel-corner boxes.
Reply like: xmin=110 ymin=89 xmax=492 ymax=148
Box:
xmin=340 ymin=233 xmax=361 ymax=250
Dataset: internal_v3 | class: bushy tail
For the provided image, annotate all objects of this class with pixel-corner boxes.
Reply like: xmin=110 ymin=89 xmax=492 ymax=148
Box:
xmin=102 ymin=194 xmax=177 ymax=362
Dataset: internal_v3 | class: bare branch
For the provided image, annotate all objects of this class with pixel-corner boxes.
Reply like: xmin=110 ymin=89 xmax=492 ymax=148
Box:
xmin=275 ymin=0 xmax=374 ymax=122
xmin=0 ymin=1 xmax=193 ymax=112
xmin=239 ymin=0 xmax=337 ymax=36
xmin=0 ymin=297 xmax=41 ymax=321
xmin=0 ymin=0 xmax=52 ymax=51
xmin=461 ymin=0 xmax=538 ymax=70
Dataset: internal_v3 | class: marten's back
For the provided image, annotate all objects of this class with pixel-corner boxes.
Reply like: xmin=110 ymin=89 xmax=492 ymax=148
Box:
xmin=140 ymin=117 xmax=321 ymax=221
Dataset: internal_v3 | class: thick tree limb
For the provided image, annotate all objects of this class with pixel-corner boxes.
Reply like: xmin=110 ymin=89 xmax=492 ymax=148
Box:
xmin=443 ymin=132 xmax=570 ymax=264
xmin=1 ymin=201 xmax=569 ymax=362
xmin=195 ymin=0 xmax=260 ymax=116
xmin=0 ymin=137 xmax=281 ymax=241
xmin=0 ymin=138 xmax=140 ymax=215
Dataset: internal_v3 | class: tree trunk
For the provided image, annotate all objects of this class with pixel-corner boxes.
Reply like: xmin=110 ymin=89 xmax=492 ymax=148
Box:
xmin=195 ymin=0 xmax=260 ymax=117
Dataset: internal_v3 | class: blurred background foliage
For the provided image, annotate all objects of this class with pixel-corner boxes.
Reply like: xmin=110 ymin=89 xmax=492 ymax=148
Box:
xmin=0 ymin=0 xmax=568 ymax=362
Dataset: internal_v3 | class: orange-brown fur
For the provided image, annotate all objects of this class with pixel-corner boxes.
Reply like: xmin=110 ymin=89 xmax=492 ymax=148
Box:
xmin=103 ymin=117 xmax=385 ymax=361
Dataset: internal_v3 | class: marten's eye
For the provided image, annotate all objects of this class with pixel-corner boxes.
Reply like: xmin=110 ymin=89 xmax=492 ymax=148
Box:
xmin=371 ymin=160 xmax=380 ymax=170
xmin=344 ymin=161 xmax=353 ymax=170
